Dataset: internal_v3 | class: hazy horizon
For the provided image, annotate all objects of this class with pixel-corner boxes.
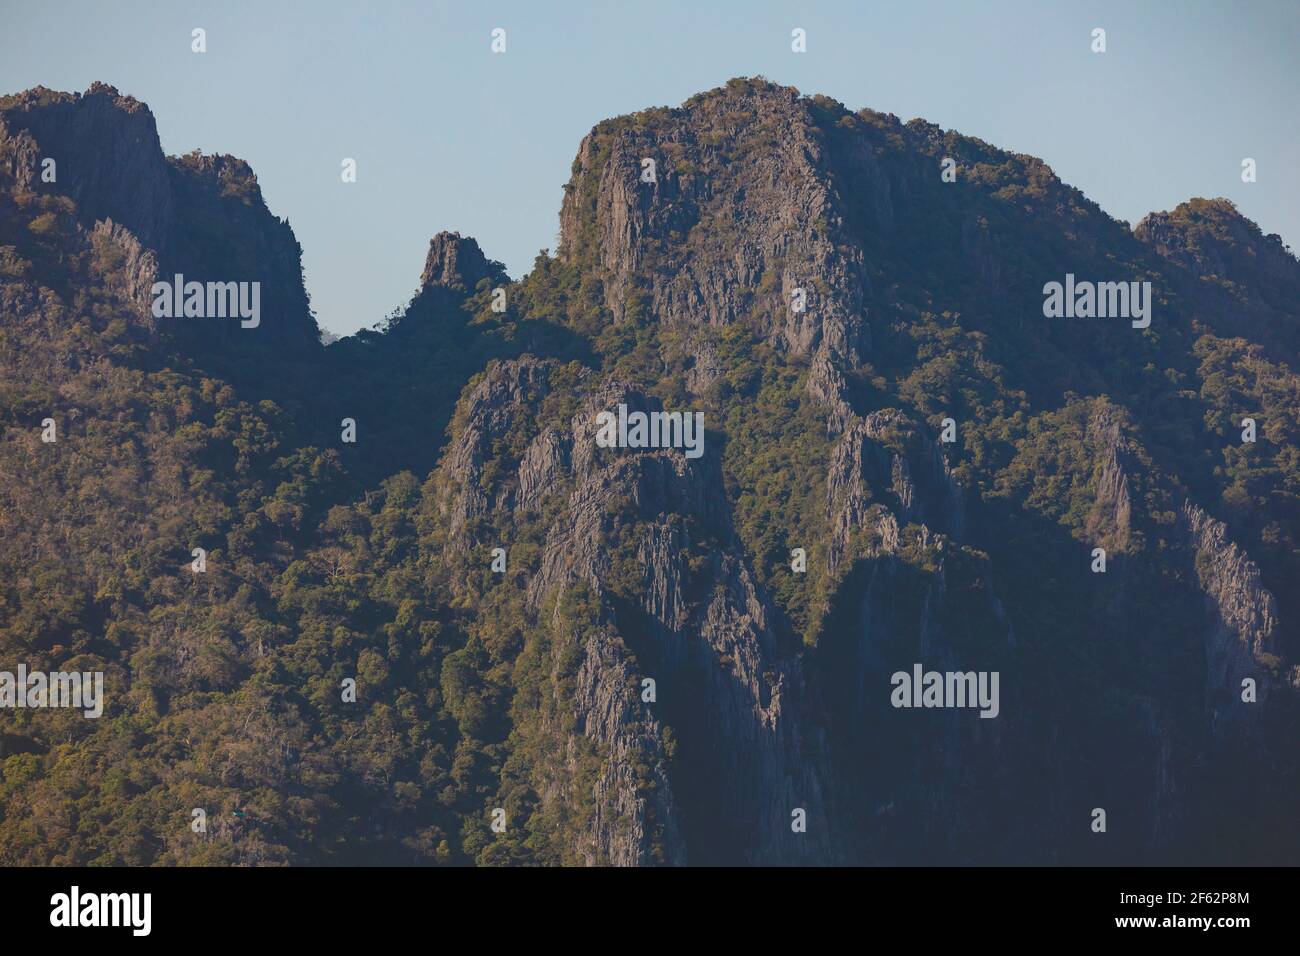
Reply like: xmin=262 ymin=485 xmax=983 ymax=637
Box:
xmin=2 ymin=0 xmax=1297 ymax=336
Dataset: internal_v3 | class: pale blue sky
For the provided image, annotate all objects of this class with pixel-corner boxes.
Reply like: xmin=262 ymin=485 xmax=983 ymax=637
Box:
xmin=2 ymin=0 xmax=1297 ymax=335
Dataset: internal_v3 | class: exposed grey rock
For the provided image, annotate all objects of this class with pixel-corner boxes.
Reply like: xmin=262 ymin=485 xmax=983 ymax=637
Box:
xmin=420 ymin=231 xmax=495 ymax=293
xmin=543 ymin=380 xmax=833 ymax=863
xmin=569 ymin=625 xmax=685 ymax=866
xmin=0 ymin=84 xmax=320 ymax=349
xmin=827 ymin=409 xmax=963 ymax=575
xmin=1084 ymin=404 xmax=1133 ymax=552
xmin=1182 ymin=500 xmax=1280 ymax=734
xmin=438 ymin=357 xmax=559 ymax=539
xmin=436 ymin=358 xmax=837 ymax=863
xmin=0 ymin=83 xmax=175 ymax=251
xmin=557 ymin=80 xmax=872 ymax=420
xmin=88 ymin=218 xmax=158 ymax=323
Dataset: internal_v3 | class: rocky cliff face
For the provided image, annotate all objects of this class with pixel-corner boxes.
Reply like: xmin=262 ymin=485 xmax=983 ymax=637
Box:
xmin=399 ymin=230 xmax=507 ymax=322
xmin=558 ymin=80 xmax=873 ymax=425
xmin=827 ymin=408 xmax=964 ymax=576
xmin=0 ymin=83 xmax=175 ymax=251
xmin=0 ymin=83 xmax=320 ymax=352
xmin=1182 ymin=501 xmax=1280 ymax=734
xmin=538 ymin=77 xmax=1298 ymax=864
xmin=165 ymin=151 xmax=319 ymax=351
xmin=432 ymin=357 xmax=835 ymax=863
xmin=420 ymin=231 xmax=497 ymax=293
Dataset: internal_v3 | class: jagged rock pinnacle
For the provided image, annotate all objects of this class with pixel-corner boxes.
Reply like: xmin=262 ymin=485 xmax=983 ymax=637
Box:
xmin=419 ymin=231 xmax=495 ymax=292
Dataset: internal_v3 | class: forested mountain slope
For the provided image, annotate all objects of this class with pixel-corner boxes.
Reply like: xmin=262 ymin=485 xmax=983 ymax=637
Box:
xmin=0 ymin=78 xmax=1295 ymax=865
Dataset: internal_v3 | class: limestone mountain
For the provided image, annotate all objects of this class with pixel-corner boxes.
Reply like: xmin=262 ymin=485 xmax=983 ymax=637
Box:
xmin=0 ymin=78 xmax=1295 ymax=866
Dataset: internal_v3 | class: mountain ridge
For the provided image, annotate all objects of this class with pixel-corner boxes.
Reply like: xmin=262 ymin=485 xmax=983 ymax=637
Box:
xmin=0 ymin=76 xmax=1295 ymax=866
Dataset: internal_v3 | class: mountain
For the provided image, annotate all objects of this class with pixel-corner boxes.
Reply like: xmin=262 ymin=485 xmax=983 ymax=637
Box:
xmin=0 ymin=77 xmax=1295 ymax=866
